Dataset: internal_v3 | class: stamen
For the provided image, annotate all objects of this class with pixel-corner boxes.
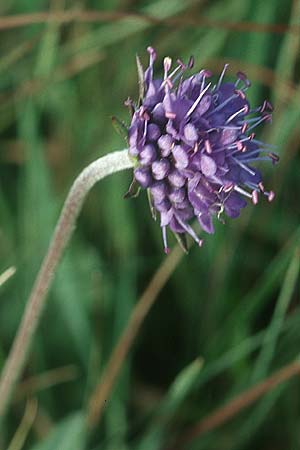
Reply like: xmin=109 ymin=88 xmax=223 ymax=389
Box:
xmin=251 ymin=190 xmax=259 ymax=205
xmin=235 ymin=89 xmax=246 ymax=100
xmin=168 ymin=64 xmax=182 ymax=80
xmin=228 ymin=135 xmax=253 ymax=151
xmin=164 ymin=57 xmax=172 ymax=78
xmin=236 ymin=141 xmax=245 ymax=152
xmin=207 ymin=92 xmax=239 ymax=117
xmin=218 ymin=125 xmax=241 ymax=131
xmin=234 ymin=147 xmax=261 ymax=158
xmin=235 ymin=71 xmax=251 ymax=89
xmin=175 ymin=214 xmax=202 ymax=245
xmin=241 ymin=151 xmax=278 ymax=164
xmin=146 ymin=47 xmax=156 ymax=84
xmin=165 ymin=111 xmax=176 ymax=119
xmin=205 ymin=139 xmax=212 ymax=154
xmin=176 ymin=58 xmax=186 ymax=69
xmin=241 ymin=156 xmax=275 ymax=163
xmin=247 ymin=114 xmax=272 ymax=132
xmin=260 ymin=100 xmax=273 ymax=113
xmin=165 ymin=78 xmax=173 ymax=89
xmin=143 ymin=119 xmax=148 ymax=140
xmin=241 ymin=123 xmax=248 ymax=133
xmin=147 ymin=46 xmax=157 ymax=61
xmin=220 ymin=182 xmax=234 ymax=193
xmin=268 ymin=152 xmax=280 ymax=164
xmin=200 ymin=69 xmax=212 ymax=92
xmin=232 ymin=158 xmax=256 ymax=176
xmin=162 ymin=226 xmax=170 ymax=254
xmin=252 ymin=139 xmax=277 ymax=149
xmin=188 ymin=56 xmax=194 ymax=69
xmin=239 ymin=117 xmax=260 ymax=124
xmin=139 ymin=106 xmax=150 ymax=120
xmin=234 ymin=185 xmax=252 ymax=199
xmin=268 ymin=191 xmax=275 ymax=202
xmin=215 ymin=64 xmax=229 ymax=91
xmin=226 ymin=105 xmax=249 ymax=123
xmin=186 ymin=82 xmax=211 ymax=117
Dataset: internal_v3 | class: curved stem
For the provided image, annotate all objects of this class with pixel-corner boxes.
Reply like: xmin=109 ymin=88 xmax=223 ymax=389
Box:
xmin=0 ymin=149 xmax=133 ymax=421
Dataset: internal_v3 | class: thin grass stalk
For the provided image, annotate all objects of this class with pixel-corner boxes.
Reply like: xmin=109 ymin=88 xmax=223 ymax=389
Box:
xmin=171 ymin=358 xmax=300 ymax=449
xmin=87 ymin=245 xmax=184 ymax=428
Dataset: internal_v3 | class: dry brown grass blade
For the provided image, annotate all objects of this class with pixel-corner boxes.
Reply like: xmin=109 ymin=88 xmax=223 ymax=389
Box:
xmin=170 ymin=359 xmax=300 ymax=450
xmin=7 ymin=398 xmax=38 ymax=450
xmin=14 ymin=365 xmax=79 ymax=402
xmin=87 ymin=245 xmax=184 ymax=428
xmin=0 ymin=50 xmax=105 ymax=108
xmin=0 ymin=10 xmax=299 ymax=35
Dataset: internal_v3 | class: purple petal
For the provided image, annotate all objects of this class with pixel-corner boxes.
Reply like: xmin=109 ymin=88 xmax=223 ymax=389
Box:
xmin=134 ymin=167 xmax=152 ymax=188
xmin=172 ymin=145 xmax=189 ymax=169
xmin=139 ymin=144 xmax=157 ymax=165
xmin=201 ymin=155 xmax=217 ymax=177
xmin=198 ymin=213 xmax=214 ymax=234
xmin=152 ymin=158 xmax=171 ymax=180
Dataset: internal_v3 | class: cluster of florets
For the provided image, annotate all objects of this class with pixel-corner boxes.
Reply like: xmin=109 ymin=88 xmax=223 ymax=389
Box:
xmin=126 ymin=47 xmax=278 ymax=253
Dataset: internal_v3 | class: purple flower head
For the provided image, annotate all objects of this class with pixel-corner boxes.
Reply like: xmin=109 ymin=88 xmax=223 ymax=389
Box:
xmin=126 ymin=47 xmax=278 ymax=253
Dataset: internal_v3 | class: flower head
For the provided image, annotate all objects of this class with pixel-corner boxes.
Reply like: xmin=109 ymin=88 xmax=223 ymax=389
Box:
xmin=126 ymin=47 xmax=278 ymax=253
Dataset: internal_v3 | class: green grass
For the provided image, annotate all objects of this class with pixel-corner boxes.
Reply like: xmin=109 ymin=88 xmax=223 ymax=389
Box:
xmin=0 ymin=0 xmax=300 ymax=449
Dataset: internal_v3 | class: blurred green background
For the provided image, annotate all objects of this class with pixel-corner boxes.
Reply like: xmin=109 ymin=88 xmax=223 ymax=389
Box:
xmin=0 ymin=0 xmax=300 ymax=449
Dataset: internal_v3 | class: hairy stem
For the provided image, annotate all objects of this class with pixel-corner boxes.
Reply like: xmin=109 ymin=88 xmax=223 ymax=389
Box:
xmin=0 ymin=149 xmax=133 ymax=421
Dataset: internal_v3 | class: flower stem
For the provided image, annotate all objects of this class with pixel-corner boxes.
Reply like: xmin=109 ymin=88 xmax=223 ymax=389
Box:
xmin=0 ymin=149 xmax=133 ymax=421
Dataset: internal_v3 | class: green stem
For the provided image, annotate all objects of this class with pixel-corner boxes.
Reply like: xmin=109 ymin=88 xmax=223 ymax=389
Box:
xmin=0 ymin=149 xmax=133 ymax=421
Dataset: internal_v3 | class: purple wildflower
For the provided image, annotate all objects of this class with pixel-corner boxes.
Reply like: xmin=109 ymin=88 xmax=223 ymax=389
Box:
xmin=126 ymin=47 xmax=278 ymax=253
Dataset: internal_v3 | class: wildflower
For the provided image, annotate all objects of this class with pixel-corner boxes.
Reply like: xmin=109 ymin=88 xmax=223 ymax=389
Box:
xmin=126 ymin=47 xmax=278 ymax=253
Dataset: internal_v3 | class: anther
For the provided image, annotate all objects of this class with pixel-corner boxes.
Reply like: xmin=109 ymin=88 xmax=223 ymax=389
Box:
xmin=235 ymin=89 xmax=246 ymax=100
xmin=176 ymin=58 xmax=186 ymax=69
xmin=188 ymin=56 xmax=194 ymax=69
xmin=202 ymin=69 xmax=212 ymax=78
xmin=223 ymin=182 xmax=234 ymax=193
xmin=147 ymin=46 xmax=157 ymax=60
xmin=268 ymin=152 xmax=279 ymax=164
xmin=243 ymin=104 xmax=250 ymax=114
xmin=268 ymin=191 xmax=275 ymax=202
xmin=236 ymin=71 xmax=251 ymax=88
xmin=205 ymin=139 xmax=212 ymax=154
xmin=165 ymin=111 xmax=176 ymax=119
xmin=252 ymin=190 xmax=259 ymax=205
xmin=260 ymin=100 xmax=268 ymax=113
xmin=164 ymin=57 xmax=172 ymax=73
xmin=260 ymin=100 xmax=273 ymax=113
xmin=266 ymin=101 xmax=273 ymax=111
xmin=241 ymin=123 xmax=248 ymax=133
xmin=236 ymin=141 xmax=244 ymax=151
